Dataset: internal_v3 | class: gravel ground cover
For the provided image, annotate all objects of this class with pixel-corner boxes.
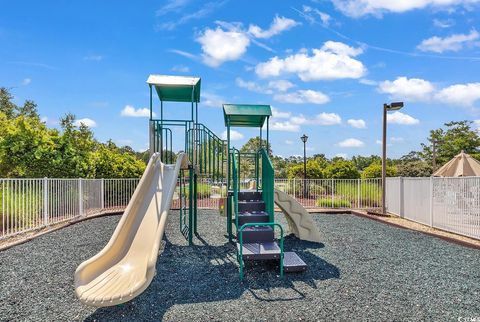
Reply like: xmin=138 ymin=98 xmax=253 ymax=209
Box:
xmin=0 ymin=210 xmax=479 ymax=321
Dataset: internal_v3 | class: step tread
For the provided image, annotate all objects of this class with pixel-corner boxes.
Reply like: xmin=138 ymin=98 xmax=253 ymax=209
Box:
xmin=283 ymin=252 xmax=307 ymax=272
xmin=237 ymin=242 xmax=281 ymax=260
xmin=241 ymin=226 xmax=273 ymax=232
xmin=237 ymin=211 xmax=270 ymax=226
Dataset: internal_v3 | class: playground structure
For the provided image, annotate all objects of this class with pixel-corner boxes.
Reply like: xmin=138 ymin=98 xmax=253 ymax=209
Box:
xmin=74 ymin=75 xmax=321 ymax=307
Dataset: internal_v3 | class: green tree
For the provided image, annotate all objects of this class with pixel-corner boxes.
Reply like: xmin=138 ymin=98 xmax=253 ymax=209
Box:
xmin=361 ymin=162 xmax=397 ymax=178
xmin=352 ymin=155 xmax=382 ymax=171
xmin=93 ymin=141 xmax=145 ymax=178
xmin=323 ymin=159 xmax=360 ymax=179
xmin=0 ymin=88 xmax=148 ymax=178
xmin=421 ymin=121 xmax=480 ymax=165
xmin=240 ymin=136 xmax=272 ymax=155
xmin=397 ymin=160 xmax=432 ymax=177
xmin=287 ymin=159 xmax=323 ymax=179
xmin=0 ymin=112 xmax=58 ymax=177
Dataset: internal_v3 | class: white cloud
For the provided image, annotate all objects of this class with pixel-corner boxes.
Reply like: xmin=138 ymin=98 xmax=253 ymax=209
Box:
xmin=202 ymin=92 xmax=224 ymax=107
xmin=169 ymin=49 xmax=198 ymax=60
xmin=347 ymin=119 xmax=367 ymax=129
xmin=338 ymin=138 xmax=365 ymax=148
xmin=313 ymin=112 xmax=342 ymax=125
xmin=268 ymin=79 xmax=295 ymax=92
xmin=21 ymin=78 xmax=31 ymax=86
xmin=274 ymin=89 xmax=330 ymax=104
xmin=235 ymin=78 xmax=271 ymax=94
xmin=433 ymin=18 xmax=455 ymax=28
xmin=391 ymin=137 xmax=404 ymax=142
xmin=417 ymin=29 xmax=479 ymax=53
xmin=121 ymin=105 xmax=155 ymax=117
xmin=378 ymin=76 xmax=435 ymax=102
xmin=271 ymin=107 xmax=291 ymax=118
xmin=359 ymin=78 xmax=377 ymax=86
xmin=270 ymin=121 xmax=300 ymax=132
xmin=302 ymin=5 xmax=332 ymax=26
xmin=331 ymin=0 xmax=480 ymax=17
xmin=291 ymin=112 xmax=342 ymax=125
xmin=255 ymin=41 xmax=366 ymax=81
xmin=474 ymin=120 xmax=480 ymax=132
xmin=285 ymin=140 xmax=294 ymax=145
xmin=248 ymin=15 xmax=299 ymax=39
xmin=74 ymin=118 xmax=97 ymax=128
xmin=434 ymin=82 xmax=480 ymax=107
xmin=221 ymin=130 xmax=244 ymax=140
xmin=197 ymin=27 xmax=250 ymax=67
xmin=156 ymin=1 xmax=224 ymax=30
xmin=171 ymin=64 xmax=190 ymax=72
xmin=335 ymin=153 xmax=348 ymax=158
xmin=387 ymin=111 xmax=420 ymax=125
xmin=83 ymin=54 xmax=103 ymax=61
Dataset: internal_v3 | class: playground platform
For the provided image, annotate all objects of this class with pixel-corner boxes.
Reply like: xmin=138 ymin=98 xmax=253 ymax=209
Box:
xmin=1 ymin=210 xmax=479 ymax=321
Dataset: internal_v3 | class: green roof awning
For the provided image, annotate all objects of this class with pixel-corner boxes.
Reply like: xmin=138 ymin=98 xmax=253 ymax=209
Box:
xmin=223 ymin=104 xmax=272 ymax=127
xmin=147 ymin=75 xmax=201 ymax=103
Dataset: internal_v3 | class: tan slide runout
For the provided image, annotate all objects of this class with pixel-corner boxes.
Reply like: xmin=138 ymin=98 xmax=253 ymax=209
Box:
xmin=74 ymin=152 xmax=187 ymax=307
xmin=274 ymin=189 xmax=322 ymax=243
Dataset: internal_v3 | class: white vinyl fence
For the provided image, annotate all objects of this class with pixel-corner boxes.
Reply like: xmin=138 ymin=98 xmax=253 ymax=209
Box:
xmin=2 ymin=176 xmax=479 ymax=241
xmin=1 ymin=178 xmax=139 ymax=240
xmin=386 ymin=177 xmax=480 ymax=240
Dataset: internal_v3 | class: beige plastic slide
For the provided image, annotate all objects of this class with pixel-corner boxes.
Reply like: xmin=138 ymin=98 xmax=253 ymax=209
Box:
xmin=274 ymin=189 xmax=322 ymax=243
xmin=74 ymin=152 xmax=187 ymax=307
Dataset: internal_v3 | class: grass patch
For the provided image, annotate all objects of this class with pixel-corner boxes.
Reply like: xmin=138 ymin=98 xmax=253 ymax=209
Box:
xmin=316 ymin=198 xmax=351 ymax=208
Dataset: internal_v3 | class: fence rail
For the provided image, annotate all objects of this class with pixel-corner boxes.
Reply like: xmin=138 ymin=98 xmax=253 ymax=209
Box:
xmin=2 ymin=176 xmax=479 ymax=241
xmin=386 ymin=177 xmax=480 ymax=240
xmin=1 ymin=178 xmax=140 ymax=240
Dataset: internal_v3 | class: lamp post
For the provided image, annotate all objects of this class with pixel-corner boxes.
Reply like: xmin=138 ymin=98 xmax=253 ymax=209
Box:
xmin=300 ymin=134 xmax=308 ymax=197
xmin=382 ymin=102 xmax=404 ymax=215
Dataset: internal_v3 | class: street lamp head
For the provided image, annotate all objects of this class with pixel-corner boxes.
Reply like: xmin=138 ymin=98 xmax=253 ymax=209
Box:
xmin=300 ymin=134 xmax=308 ymax=143
xmin=385 ymin=102 xmax=404 ymax=111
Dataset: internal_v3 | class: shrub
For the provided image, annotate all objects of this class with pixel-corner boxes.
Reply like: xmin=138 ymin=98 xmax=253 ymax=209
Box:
xmin=316 ymin=198 xmax=351 ymax=208
xmin=334 ymin=181 xmax=381 ymax=207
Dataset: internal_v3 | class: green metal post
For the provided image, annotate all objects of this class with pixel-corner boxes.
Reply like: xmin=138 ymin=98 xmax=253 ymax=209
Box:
xmin=194 ymin=172 xmax=198 ymax=234
xmin=149 ymin=85 xmax=152 ymax=121
xmin=188 ymin=168 xmax=193 ymax=245
xmin=227 ymin=194 xmax=232 ymax=242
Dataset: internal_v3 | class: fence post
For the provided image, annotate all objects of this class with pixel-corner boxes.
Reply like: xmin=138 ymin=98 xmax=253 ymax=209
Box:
xmin=429 ymin=176 xmax=433 ymax=227
xmin=101 ymin=178 xmax=105 ymax=210
xmin=293 ymin=178 xmax=296 ymax=200
xmin=331 ymin=178 xmax=334 ymax=208
xmin=79 ymin=178 xmax=84 ymax=216
xmin=43 ymin=177 xmax=49 ymax=226
xmin=399 ymin=177 xmax=404 ymax=218
xmin=357 ymin=178 xmax=360 ymax=209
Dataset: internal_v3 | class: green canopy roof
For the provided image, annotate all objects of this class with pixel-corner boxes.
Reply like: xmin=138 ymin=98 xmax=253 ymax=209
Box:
xmin=147 ymin=75 xmax=201 ymax=103
xmin=223 ymin=104 xmax=271 ymax=127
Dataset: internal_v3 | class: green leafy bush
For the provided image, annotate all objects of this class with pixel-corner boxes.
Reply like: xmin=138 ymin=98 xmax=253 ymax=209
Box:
xmin=316 ymin=198 xmax=351 ymax=208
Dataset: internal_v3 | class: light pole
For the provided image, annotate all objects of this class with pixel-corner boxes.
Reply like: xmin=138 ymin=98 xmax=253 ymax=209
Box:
xmin=301 ymin=134 xmax=308 ymax=197
xmin=382 ymin=102 xmax=404 ymax=215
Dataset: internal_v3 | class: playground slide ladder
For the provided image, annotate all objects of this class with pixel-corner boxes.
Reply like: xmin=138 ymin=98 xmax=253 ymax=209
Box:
xmin=231 ymin=148 xmax=307 ymax=280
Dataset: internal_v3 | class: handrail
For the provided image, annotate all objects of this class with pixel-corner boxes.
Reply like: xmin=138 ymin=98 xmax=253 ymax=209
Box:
xmin=259 ymin=147 xmax=274 ymax=222
xmin=237 ymin=222 xmax=284 ymax=280
xmin=231 ymin=148 xmax=240 ymax=234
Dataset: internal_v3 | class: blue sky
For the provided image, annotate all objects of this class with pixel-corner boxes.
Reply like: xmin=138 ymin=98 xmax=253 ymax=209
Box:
xmin=1 ymin=0 xmax=480 ymax=158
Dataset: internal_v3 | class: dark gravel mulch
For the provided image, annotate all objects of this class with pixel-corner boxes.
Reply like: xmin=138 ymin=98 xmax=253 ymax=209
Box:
xmin=0 ymin=210 xmax=479 ymax=321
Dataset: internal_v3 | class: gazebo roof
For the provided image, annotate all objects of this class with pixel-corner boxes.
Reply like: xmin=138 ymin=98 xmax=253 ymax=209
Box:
xmin=223 ymin=104 xmax=272 ymax=127
xmin=146 ymin=75 xmax=201 ymax=103
xmin=433 ymin=150 xmax=480 ymax=177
